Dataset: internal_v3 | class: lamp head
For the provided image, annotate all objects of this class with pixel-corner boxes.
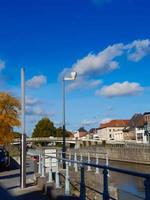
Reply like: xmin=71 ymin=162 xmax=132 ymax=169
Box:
xmin=70 ymin=72 xmax=77 ymax=80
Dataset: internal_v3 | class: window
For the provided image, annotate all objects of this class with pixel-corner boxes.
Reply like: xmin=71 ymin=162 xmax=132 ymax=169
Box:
xmin=137 ymin=133 xmax=143 ymax=141
xmin=109 ymin=129 xmax=111 ymax=132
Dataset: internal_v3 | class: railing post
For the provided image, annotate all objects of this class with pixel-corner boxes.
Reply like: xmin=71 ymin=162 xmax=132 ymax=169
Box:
xmin=55 ymin=160 xmax=61 ymax=188
xmin=103 ymin=168 xmax=109 ymax=200
xmin=95 ymin=154 xmax=99 ymax=174
xmin=65 ymin=161 xmax=70 ymax=195
xmin=41 ymin=155 xmax=45 ymax=177
xmin=87 ymin=153 xmax=91 ymax=171
xmin=80 ymin=153 xmax=83 ymax=162
xmin=105 ymin=153 xmax=110 ymax=177
xmin=60 ymin=151 xmax=63 ymax=163
xmin=48 ymin=157 xmax=53 ymax=183
xmin=144 ymin=177 xmax=150 ymax=200
xmin=69 ymin=153 xmax=71 ymax=167
xmin=80 ymin=166 xmax=86 ymax=200
xmin=74 ymin=152 xmax=78 ymax=172
xmin=38 ymin=154 xmax=42 ymax=174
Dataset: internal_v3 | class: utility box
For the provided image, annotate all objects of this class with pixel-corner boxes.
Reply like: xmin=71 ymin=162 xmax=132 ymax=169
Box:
xmin=44 ymin=148 xmax=57 ymax=173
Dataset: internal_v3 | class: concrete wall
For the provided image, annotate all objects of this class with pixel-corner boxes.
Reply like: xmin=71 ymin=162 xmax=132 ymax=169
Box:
xmin=74 ymin=145 xmax=150 ymax=165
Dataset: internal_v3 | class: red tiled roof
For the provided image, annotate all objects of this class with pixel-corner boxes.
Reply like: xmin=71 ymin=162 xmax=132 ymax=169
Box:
xmin=79 ymin=132 xmax=87 ymax=138
xmin=100 ymin=120 xmax=129 ymax=128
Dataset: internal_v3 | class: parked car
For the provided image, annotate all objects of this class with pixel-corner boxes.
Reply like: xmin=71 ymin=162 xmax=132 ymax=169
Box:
xmin=0 ymin=147 xmax=10 ymax=170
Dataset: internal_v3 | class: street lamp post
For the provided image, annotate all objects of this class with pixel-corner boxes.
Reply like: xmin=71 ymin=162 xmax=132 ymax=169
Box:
xmin=62 ymin=72 xmax=77 ymax=169
xmin=21 ymin=67 xmax=26 ymax=188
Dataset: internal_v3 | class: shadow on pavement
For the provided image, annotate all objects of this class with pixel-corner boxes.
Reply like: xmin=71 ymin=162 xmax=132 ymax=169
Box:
xmin=0 ymin=185 xmax=80 ymax=200
xmin=0 ymin=171 xmax=33 ymax=180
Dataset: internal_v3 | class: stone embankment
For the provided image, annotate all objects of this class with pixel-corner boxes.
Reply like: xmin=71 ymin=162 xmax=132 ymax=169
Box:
xmin=71 ymin=143 xmax=150 ymax=165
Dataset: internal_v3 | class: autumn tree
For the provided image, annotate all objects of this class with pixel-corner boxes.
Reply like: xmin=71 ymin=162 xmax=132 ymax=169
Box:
xmin=32 ymin=118 xmax=55 ymax=138
xmin=0 ymin=92 xmax=21 ymax=144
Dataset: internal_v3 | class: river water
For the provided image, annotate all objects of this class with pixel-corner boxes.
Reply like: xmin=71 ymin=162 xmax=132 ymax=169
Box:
xmin=98 ymin=159 xmax=150 ymax=199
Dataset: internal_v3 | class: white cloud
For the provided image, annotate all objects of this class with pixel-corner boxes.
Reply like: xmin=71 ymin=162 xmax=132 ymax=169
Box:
xmin=67 ymin=76 xmax=102 ymax=91
xmin=26 ymin=75 xmax=47 ymax=88
xmin=26 ymin=106 xmax=55 ymax=117
xmin=96 ymin=81 xmax=143 ymax=97
xmin=72 ymin=43 xmax=124 ymax=76
xmin=26 ymin=96 xmax=41 ymax=106
xmin=0 ymin=59 xmax=5 ymax=71
xmin=60 ymin=39 xmax=150 ymax=91
xmin=126 ymin=39 xmax=150 ymax=61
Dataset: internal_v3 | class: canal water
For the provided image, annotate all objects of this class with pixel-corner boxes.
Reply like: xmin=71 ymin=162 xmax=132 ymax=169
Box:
xmin=108 ymin=160 xmax=149 ymax=199
xmin=76 ymin=154 xmax=149 ymax=199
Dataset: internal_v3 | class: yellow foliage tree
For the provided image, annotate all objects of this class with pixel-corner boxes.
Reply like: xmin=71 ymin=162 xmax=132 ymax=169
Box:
xmin=0 ymin=92 xmax=21 ymax=145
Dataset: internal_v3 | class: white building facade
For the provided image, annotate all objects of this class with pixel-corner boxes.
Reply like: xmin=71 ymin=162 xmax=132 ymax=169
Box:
xmin=97 ymin=127 xmax=125 ymax=141
xmin=135 ymin=127 xmax=149 ymax=143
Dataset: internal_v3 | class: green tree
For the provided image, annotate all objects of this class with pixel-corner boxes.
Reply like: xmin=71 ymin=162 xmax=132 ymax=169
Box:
xmin=32 ymin=118 xmax=55 ymax=138
xmin=55 ymin=127 xmax=73 ymax=137
xmin=13 ymin=131 xmax=22 ymax=138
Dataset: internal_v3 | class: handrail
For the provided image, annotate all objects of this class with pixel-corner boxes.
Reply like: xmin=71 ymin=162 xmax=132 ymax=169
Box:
xmin=45 ymin=154 xmax=150 ymax=179
xmin=31 ymin=151 xmax=150 ymax=200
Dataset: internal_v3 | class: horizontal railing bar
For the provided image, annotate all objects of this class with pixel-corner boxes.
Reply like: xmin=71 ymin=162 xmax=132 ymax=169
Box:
xmin=44 ymin=154 xmax=150 ymax=179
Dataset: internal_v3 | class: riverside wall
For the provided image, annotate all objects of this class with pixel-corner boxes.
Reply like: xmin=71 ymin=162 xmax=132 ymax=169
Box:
xmin=72 ymin=142 xmax=150 ymax=165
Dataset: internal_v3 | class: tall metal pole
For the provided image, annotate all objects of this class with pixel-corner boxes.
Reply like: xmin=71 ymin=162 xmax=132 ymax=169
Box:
xmin=62 ymin=78 xmax=66 ymax=169
xmin=21 ymin=67 xmax=26 ymax=188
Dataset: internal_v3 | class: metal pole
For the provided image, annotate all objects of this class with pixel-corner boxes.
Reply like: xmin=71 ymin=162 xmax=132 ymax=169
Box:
xmin=41 ymin=155 xmax=45 ymax=177
xmin=48 ymin=157 xmax=53 ymax=183
xmin=103 ymin=168 xmax=109 ymax=200
xmin=55 ymin=160 xmax=61 ymax=188
xmin=80 ymin=166 xmax=86 ymax=200
xmin=21 ymin=67 xmax=26 ymax=189
xmin=144 ymin=178 xmax=150 ymax=200
xmin=95 ymin=154 xmax=99 ymax=174
xmin=65 ymin=161 xmax=70 ymax=195
xmin=87 ymin=153 xmax=91 ymax=171
xmin=62 ymin=78 xmax=66 ymax=169
xmin=38 ymin=154 xmax=42 ymax=174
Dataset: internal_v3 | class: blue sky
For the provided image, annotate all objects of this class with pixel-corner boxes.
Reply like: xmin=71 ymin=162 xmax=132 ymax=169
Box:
xmin=0 ymin=0 xmax=150 ymax=135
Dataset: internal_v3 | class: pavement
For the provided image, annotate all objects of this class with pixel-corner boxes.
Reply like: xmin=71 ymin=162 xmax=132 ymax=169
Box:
xmin=0 ymin=156 xmax=49 ymax=200
xmin=0 ymin=155 xmax=79 ymax=200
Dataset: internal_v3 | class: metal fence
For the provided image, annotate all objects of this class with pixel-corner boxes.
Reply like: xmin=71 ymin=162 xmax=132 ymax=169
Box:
xmin=30 ymin=150 xmax=150 ymax=200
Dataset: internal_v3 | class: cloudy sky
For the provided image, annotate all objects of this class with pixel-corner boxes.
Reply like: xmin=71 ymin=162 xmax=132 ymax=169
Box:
xmin=0 ymin=0 xmax=150 ymax=135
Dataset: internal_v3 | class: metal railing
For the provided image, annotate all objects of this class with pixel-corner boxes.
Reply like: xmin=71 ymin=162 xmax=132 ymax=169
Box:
xmin=33 ymin=151 xmax=150 ymax=200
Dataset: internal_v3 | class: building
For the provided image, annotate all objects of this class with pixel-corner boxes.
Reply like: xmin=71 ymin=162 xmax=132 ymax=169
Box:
xmin=123 ymin=113 xmax=149 ymax=143
xmin=97 ymin=120 xmax=129 ymax=141
xmin=143 ymin=112 xmax=150 ymax=143
xmin=74 ymin=127 xmax=88 ymax=139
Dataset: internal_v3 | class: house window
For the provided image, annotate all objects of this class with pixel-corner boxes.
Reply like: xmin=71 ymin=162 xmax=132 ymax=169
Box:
xmin=137 ymin=133 xmax=143 ymax=141
xmin=109 ymin=129 xmax=111 ymax=132
xmin=109 ymin=134 xmax=112 ymax=138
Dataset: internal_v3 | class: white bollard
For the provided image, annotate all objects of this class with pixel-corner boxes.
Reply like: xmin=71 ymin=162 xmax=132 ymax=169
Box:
xmin=80 ymin=154 xmax=83 ymax=162
xmin=65 ymin=162 xmax=70 ymax=195
xmin=55 ymin=160 xmax=61 ymax=188
xmin=95 ymin=154 xmax=99 ymax=174
xmin=105 ymin=153 xmax=110 ymax=177
xmin=48 ymin=157 xmax=53 ymax=183
xmin=74 ymin=153 xmax=78 ymax=172
xmin=87 ymin=153 xmax=91 ymax=171
xmin=69 ymin=153 xmax=71 ymax=167
xmin=41 ymin=155 xmax=45 ymax=177
xmin=38 ymin=154 xmax=42 ymax=174
xmin=60 ymin=151 xmax=63 ymax=163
